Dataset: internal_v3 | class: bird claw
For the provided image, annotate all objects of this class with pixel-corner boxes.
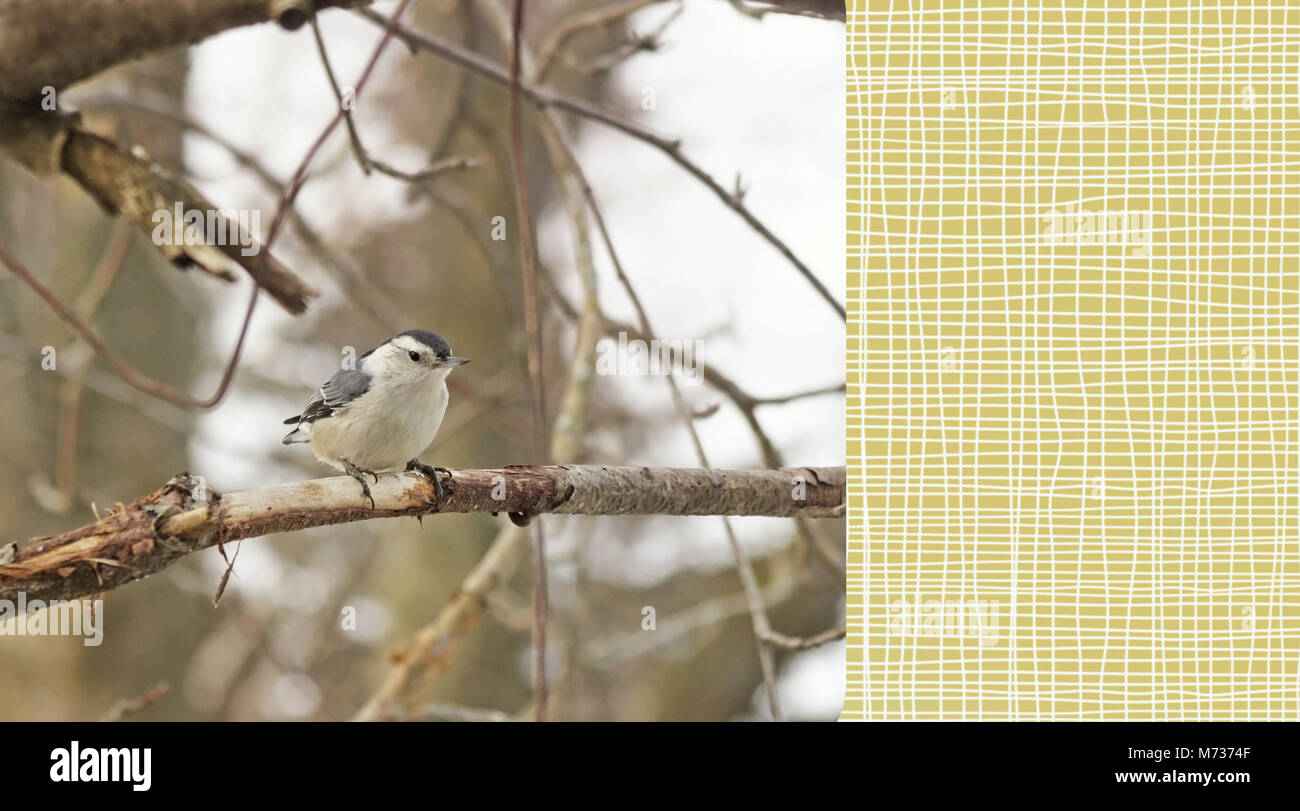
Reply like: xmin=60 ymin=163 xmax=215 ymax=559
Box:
xmin=406 ymin=459 xmax=455 ymax=506
xmin=355 ymin=477 xmax=376 ymax=510
xmin=342 ymin=459 xmax=378 ymax=509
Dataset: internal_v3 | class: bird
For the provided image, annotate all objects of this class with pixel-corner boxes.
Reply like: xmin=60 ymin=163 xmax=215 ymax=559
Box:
xmin=282 ymin=329 xmax=469 ymax=508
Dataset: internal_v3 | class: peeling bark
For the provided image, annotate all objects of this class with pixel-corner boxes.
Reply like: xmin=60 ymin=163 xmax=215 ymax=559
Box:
xmin=0 ymin=117 xmax=318 ymax=311
xmin=0 ymin=465 xmax=844 ymax=606
xmin=0 ymin=0 xmax=363 ymax=313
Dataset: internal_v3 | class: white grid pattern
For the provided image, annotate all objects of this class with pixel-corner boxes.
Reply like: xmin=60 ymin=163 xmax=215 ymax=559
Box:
xmin=844 ymin=0 xmax=1300 ymax=719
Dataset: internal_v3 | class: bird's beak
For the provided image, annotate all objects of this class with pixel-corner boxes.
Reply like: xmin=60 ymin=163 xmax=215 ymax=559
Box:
xmin=442 ymin=356 xmax=470 ymax=367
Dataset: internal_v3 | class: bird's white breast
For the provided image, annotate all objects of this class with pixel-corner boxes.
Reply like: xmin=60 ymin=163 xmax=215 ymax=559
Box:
xmin=309 ymin=373 xmax=450 ymax=473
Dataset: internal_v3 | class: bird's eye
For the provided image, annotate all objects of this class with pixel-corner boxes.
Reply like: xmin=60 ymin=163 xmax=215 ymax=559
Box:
xmin=408 ymin=351 xmax=420 ymax=362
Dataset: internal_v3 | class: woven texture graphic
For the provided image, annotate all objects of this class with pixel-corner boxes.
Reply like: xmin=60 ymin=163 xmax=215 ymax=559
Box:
xmin=845 ymin=1 xmax=1300 ymax=719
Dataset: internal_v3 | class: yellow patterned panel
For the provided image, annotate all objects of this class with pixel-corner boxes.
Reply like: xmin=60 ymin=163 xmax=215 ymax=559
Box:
xmin=845 ymin=0 xmax=1300 ymax=720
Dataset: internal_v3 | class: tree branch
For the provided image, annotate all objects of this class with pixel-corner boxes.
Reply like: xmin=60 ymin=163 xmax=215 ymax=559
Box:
xmin=506 ymin=0 xmax=551 ymax=721
xmin=0 ymin=237 xmax=263 ymax=410
xmin=759 ymin=625 xmax=845 ymax=650
xmin=0 ymin=115 xmax=316 ymax=313
xmin=0 ymin=465 xmax=845 ymax=607
xmin=0 ymin=0 xmax=370 ymax=103
xmin=0 ymin=1 xmax=383 ymax=317
xmin=533 ymin=0 xmax=668 ymax=82
xmin=725 ymin=0 xmax=845 ymax=22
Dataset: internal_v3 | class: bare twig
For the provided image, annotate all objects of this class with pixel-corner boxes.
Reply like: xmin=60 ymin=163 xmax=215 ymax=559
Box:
xmin=568 ymin=154 xmax=784 ymax=720
xmin=366 ymin=155 xmax=479 ymax=183
xmin=308 ymin=5 xmax=372 ymax=174
xmin=539 ymin=274 xmax=845 ymax=579
xmin=507 ymin=0 xmax=550 ymax=724
xmin=533 ymin=0 xmax=667 ymax=81
xmin=760 ymin=625 xmax=845 ymax=650
xmin=584 ymin=571 xmax=802 ymax=667
xmin=354 ymin=6 xmax=844 ymax=320
xmin=40 ymin=226 xmax=133 ymax=512
xmin=0 ymin=237 xmax=261 ymax=410
xmin=749 ymin=383 xmax=845 ymax=406
xmin=266 ymin=0 xmax=416 ymax=247
xmin=0 ymin=333 xmax=192 ymax=433
xmin=725 ymin=0 xmax=846 ymax=21
xmin=308 ymin=8 xmax=480 ymax=184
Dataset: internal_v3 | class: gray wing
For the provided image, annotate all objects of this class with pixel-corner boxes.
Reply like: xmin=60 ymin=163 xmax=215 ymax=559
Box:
xmin=283 ymin=368 xmax=372 ymax=425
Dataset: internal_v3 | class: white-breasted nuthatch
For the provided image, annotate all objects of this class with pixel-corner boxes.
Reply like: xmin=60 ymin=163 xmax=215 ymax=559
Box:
xmin=282 ymin=329 xmax=469 ymax=507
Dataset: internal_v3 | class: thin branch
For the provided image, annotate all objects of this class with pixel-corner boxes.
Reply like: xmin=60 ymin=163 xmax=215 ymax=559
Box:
xmin=506 ymin=0 xmax=550 ymax=723
xmin=366 ymin=155 xmax=479 ymax=183
xmin=584 ymin=570 xmax=802 ymax=667
xmin=0 ymin=334 xmax=192 ymax=433
xmin=749 ymin=383 xmax=846 ymax=406
xmin=308 ymin=8 xmax=481 ymax=184
xmin=569 ymin=153 xmax=784 ymax=720
xmin=724 ymin=0 xmax=846 ymax=22
xmin=0 ymin=237 xmax=260 ymax=410
xmin=40 ymin=226 xmax=133 ymax=513
xmin=507 ymin=1 xmax=548 ymax=460
xmin=354 ymin=6 xmax=845 ymax=320
xmin=759 ymin=625 xmax=846 ymax=651
xmin=266 ymin=0 xmax=417 ymax=247
xmin=0 ymin=465 xmax=846 ymax=607
xmin=533 ymin=0 xmax=667 ymax=82
xmin=308 ymin=4 xmax=372 ymax=174
xmin=540 ymin=272 xmax=845 ymax=579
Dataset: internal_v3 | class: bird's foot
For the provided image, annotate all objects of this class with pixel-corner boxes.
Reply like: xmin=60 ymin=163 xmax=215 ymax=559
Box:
xmin=406 ymin=459 xmax=455 ymax=506
xmin=341 ymin=458 xmax=378 ymax=509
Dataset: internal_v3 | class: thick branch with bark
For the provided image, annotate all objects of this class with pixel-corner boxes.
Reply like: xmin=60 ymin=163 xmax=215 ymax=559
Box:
xmin=0 ymin=0 xmax=369 ymax=103
xmin=0 ymin=465 xmax=844 ymax=606
xmin=0 ymin=118 xmax=316 ymax=313
xmin=0 ymin=0 xmax=365 ymax=314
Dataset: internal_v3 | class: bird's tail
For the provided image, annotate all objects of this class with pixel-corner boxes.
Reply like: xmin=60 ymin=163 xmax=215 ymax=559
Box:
xmin=282 ymin=413 xmax=310 ymax=445
xmin=282 ymin=425 xmax=310 ymax=445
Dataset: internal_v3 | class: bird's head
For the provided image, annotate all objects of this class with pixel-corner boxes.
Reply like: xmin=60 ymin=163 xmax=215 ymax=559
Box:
xmin=364 ymin=329 xmax=469 ymax=384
